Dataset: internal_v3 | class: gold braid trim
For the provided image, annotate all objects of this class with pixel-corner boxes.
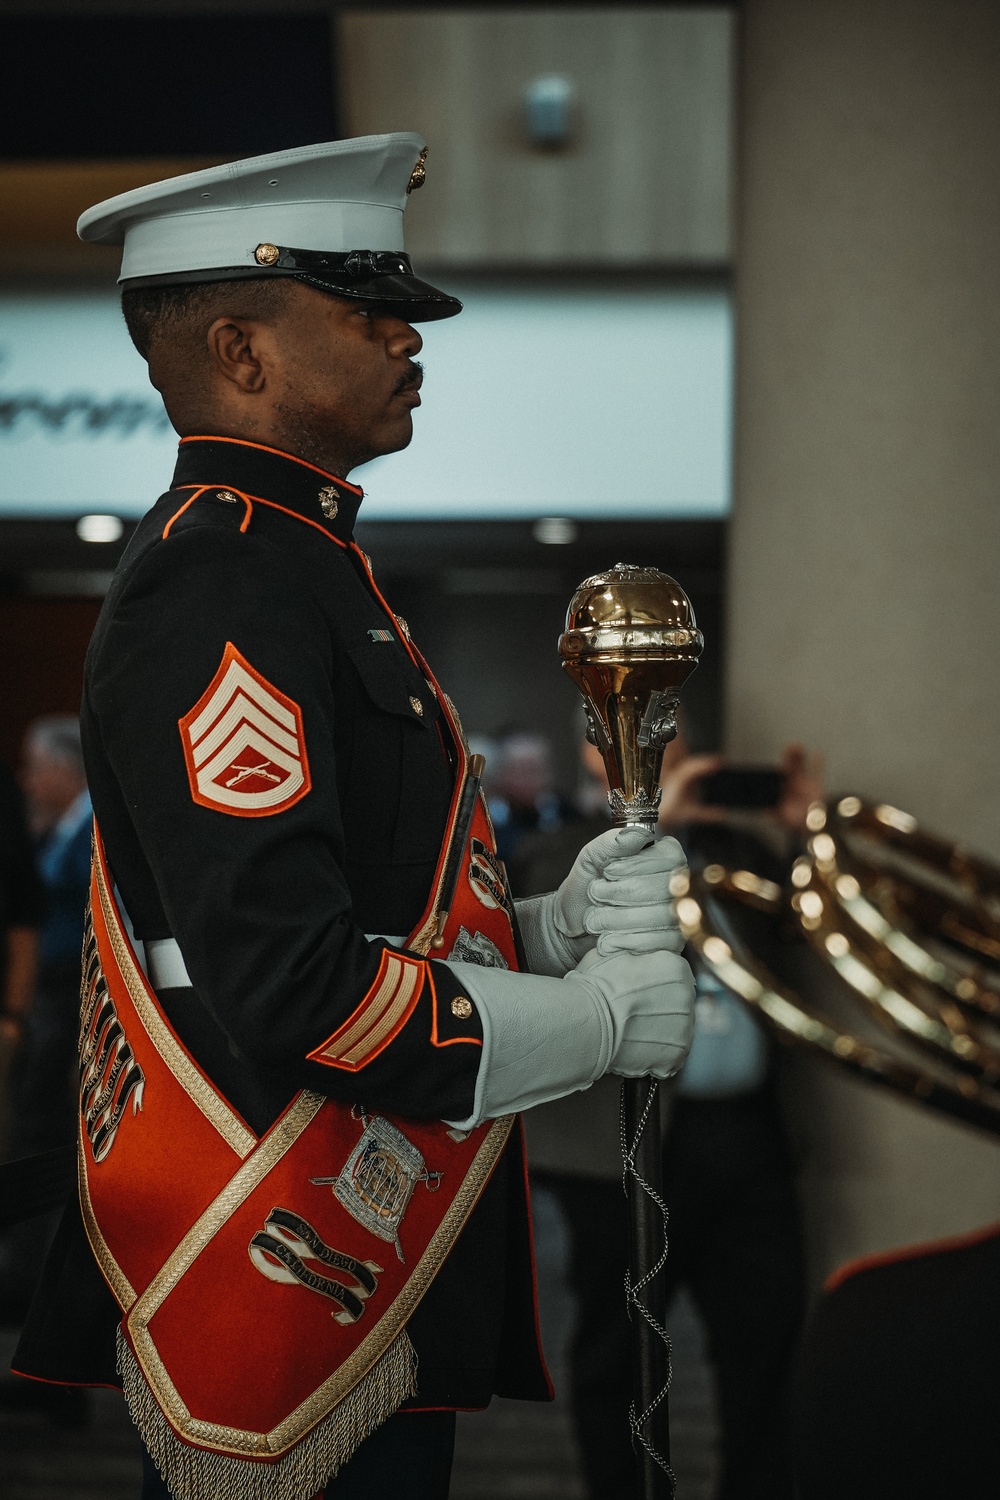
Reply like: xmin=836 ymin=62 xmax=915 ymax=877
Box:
xmin=121 ymin=1111 xmax=513 ymax=1465
xmin=78 ymin=1129 xmax=136 ymax=1310
xmin=92 ymin=837 xmax=257 ymax=1159
xmin=89 ymin=815 xmax=516 ymax=1494
xmin=119 ymin=1324 xmax=417 ymax=1500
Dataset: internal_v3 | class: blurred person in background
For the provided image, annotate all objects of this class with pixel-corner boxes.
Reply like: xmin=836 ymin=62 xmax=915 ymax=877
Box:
xmin=488 ymin=730 xmax=580 ymax=866
xmin=0 ymin=732 xmax=81 ymax=1420
xmin=13 ymin=716 xmax=92 ymax=1158
xmin=516 ymin=727 xmax=822 ymax=1500
xmin=0 ymin=759 xmax=44 ymax=1108
xmin=0 ymin=720 xmax=90 ymax=1348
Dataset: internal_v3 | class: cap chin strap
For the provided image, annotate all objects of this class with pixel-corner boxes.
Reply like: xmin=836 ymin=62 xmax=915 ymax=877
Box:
xmin=256 ymin=245 xmax=414 ymax=278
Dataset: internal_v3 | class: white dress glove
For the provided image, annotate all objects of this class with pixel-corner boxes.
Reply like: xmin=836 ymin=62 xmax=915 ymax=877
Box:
xmin=515 ymin=827 xmax=687 ymax=977
xmin=443 ymin=946 xmax=695 ymax=1129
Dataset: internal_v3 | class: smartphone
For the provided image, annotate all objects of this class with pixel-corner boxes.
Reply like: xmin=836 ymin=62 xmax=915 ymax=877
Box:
xmin=697 ymin=767 xmax=786 ymax=810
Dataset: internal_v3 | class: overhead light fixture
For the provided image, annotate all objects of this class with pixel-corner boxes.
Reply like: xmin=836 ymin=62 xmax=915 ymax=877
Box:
xmin=523 ymin=75 xmax=576 ymax=148
xmin=533 ymin=517 xmax=578 ymax=545
xmin=76 ymin=514 xmax=124 ymax=543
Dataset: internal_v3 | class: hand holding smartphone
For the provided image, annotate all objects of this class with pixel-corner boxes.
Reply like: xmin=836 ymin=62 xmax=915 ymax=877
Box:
xmin=697 ymin=767 xmax=786 ymax=811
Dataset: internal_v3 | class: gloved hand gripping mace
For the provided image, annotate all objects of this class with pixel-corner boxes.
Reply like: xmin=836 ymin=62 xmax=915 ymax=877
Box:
xmin=559 ymin=565 xmax=704 ymax=1500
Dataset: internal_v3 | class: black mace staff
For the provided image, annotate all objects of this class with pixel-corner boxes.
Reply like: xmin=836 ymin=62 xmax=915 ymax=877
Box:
xmin=558 ymin=564 xmax=704 ymax=1500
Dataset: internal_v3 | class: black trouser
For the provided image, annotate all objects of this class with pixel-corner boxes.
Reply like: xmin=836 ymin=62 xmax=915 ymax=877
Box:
xmin=0 ymin=967 xmax=80 ymax=1322
xmin=540 ymin=1092 xmax=806 ymax=1500
xmin=6 ymin=964 xmax=80 ymax=1158
xmin=140 ymin=1411 xmax=456 ymax=1499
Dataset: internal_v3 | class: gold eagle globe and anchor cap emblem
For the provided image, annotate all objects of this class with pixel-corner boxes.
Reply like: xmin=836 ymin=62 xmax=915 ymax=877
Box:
xmin=407 ymin=147 xmax=428 ymax=194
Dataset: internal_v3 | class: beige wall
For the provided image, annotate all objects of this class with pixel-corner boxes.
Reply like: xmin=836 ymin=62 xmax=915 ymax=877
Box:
xmin=341 ymin=6 xmax=733 ymax=265
xmin=730 ymin=0 xmax=1000 ymax=1275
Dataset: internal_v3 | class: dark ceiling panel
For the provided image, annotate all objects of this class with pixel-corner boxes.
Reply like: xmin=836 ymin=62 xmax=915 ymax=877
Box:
xmin=0 ymin=13 xmax=338 ymax=158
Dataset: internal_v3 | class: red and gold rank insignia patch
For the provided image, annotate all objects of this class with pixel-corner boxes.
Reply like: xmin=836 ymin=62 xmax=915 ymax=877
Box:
xmin=178 ymin=642 xmax=311 ymax=817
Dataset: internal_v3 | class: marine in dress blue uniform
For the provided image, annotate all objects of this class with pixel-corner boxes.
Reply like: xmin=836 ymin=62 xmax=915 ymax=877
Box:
xmin=13 ymin=135 xmax=697 ymax=1500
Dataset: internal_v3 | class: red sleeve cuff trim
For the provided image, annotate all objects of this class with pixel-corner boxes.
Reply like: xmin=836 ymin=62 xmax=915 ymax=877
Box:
xmin=428 ymin=966 xmax=482 ymax=1049
xmin=308 ymin=949 xmax=427 ymax=1071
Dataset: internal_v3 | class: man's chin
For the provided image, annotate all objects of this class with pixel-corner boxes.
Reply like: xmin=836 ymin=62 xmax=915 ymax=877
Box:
xmin=368 ymin=414 xmax=415 ymax=461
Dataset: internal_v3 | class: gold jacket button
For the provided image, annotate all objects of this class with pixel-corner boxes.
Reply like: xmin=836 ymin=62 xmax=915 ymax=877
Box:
xmin=451 ymin=996 xmax=473 ymax=1020
xmin=409 ymin=696 xmax=424 ymax=716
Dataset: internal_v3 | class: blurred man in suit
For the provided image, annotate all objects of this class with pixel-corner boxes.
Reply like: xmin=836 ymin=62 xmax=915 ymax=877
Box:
xmin=15 ymin=717 xmax=92 ymax=1157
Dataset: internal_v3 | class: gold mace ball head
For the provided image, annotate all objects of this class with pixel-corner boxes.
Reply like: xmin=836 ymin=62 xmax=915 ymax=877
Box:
xmin=558 ymin=562 xmax=704 ymax=668
xmin=557 ymin=563 xmax=704 ymax=827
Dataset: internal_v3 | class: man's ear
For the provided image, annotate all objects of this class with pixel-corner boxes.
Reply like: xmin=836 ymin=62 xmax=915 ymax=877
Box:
xmin=207 ymin=317 xmax=269 ymax=393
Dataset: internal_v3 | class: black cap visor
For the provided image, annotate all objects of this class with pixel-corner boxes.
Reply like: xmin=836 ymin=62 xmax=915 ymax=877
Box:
xmin=295 ymin=269 xmax=461 ymax=322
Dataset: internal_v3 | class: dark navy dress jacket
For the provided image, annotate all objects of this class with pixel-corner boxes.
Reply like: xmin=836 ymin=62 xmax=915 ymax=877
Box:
xmin=16 ymin=437 xmax=549 ymax=1409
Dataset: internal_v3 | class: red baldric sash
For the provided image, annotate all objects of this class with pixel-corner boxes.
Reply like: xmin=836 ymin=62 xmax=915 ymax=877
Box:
xmin=78 ymin=691 xmax=522 ymax=1500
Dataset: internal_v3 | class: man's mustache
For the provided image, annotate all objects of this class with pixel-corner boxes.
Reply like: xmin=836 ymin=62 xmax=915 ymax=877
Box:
xmin=394 ymin=362 xmax=424 ymax=396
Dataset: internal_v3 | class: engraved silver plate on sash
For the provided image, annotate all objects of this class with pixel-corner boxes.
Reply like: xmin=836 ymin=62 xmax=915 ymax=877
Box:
xmin=447 ymin=925 xmax=509 ymax=970
xmin=79 ymin=903 xmax=145 ymax=1162
xmin=327 ymin=1115 xmax=425 ymax=1261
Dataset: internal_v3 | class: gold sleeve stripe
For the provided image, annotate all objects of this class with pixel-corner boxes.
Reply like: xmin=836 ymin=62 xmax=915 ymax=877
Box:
xmin=307 ymin=950 xmax=426 ymax=1072
xmin=327 ymin=952 xmax=413 ymax=1058
xmin=340 ymin=966 xmax=421 ymax=1065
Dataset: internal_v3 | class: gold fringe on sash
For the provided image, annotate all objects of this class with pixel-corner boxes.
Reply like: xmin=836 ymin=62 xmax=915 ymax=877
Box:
xmin=118 ymin=1326 xmax=418 ymax=1500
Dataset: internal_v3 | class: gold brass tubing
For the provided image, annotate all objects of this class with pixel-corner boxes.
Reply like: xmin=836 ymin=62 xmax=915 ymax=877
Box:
xmin=824 ymin=866 xmax=1000 ymax=1018
xmin=674 ymin=872 xmax=1000 ymax=1139
xmin=825 ymin=866 xmax=1000 ymax=1026
xmin=828 ymin=797 xmax=1000 ymax=953
xmin=807 ymin=803 xmax=1000 ymax=1040
xmin=698 ymin=864 xmax=784 ymax=913
xmin=789 ymin=851 xmax=1000 ymax=1082
xmin=869 ymin=879 xmax=1000 ymax=974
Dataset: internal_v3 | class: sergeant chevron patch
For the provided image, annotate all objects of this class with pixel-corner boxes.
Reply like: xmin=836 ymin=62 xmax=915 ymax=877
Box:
xmin=178 ymin=642 xmax=311 ymax=817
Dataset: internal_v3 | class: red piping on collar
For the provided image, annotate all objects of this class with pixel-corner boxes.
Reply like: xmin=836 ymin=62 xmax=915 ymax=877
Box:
xmin=178 ymin=435 xmax=364 ymax=497
xmin=167 ymin=487 xmax=348 ymax=547
xmin=253 ymin=494 xmax=349 ymax=546
xmin=164 ymin=486 xmax=254 ymax=536
xmin=162 ymin=485 xmax=214 ymax=539
xmin=166 ymin=480 xmax=426 ymax=684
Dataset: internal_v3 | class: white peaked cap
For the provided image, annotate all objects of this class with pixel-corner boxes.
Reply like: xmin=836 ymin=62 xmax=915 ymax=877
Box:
xmin=77 ymin=133 xmax=461 ymax=321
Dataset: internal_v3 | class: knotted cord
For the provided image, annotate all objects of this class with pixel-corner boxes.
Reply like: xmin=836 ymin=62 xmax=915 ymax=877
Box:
xmin=621 ymin=1078 xmax=676 ymax=1494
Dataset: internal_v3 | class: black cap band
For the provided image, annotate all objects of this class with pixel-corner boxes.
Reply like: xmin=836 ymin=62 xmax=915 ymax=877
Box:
xmin=120 ymin=244 xmax=463 ymax=322
xmin=254 ymin=245 xmax=415 ymax=278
